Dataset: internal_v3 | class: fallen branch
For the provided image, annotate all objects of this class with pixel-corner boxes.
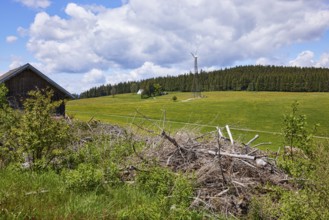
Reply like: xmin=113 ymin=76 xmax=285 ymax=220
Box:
xmin=216 ymin=188 xmax=230 ymax=197
xmin=232 ymin=180 xmax=247 ymax=188
xmin=225 ymin=125 xmax=234 ymax=145
xmin=244 ymin=134 xmax=259 ymax=153
xmin=161 ymin=130 xmax=181 ymax=149
xmin=246 ymin=134 xmax=259 ymax=146
xmin=208 ymin=150 xmax=256 ymax=160
xmin=217 ymin=127 xmax=227 ymax=184
xmin=238 ymin=159 xmax=257 ymax=169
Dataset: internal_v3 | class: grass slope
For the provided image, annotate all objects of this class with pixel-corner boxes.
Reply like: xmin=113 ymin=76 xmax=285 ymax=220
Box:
xmin=67 ymin=91 xmax=329 ymax=150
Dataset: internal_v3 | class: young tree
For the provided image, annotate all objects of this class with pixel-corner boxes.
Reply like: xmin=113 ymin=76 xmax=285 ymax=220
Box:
xmin=282 ymin=101 xmax=314 ymax=159
xmin=15 ymin=89 xmax=71 ymax=170
xmin=130 ymin=83 xmax=138 ymax=94
xmin=111 ymin=86 xmax=117 ymax=98
xmin=153 ymin=83 xmax=162 ymax=96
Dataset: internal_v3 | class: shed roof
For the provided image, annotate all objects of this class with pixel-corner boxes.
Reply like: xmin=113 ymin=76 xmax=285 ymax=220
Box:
xmin=0 ymin=63 xmax=74 ymax=99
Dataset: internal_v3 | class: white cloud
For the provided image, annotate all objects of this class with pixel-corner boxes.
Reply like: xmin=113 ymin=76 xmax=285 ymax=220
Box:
xmin=17 ymin=27 xmax=29 ymax=37
xmin=256 ymin=57 xmax=285 ymax=66
xmin=107 ymin=62 xmax=184 ymax=85
xmin=289 ymin=50 xmax=329 ymax=68
xmin=315 ymin=53 xmax=329 ymax=67
xmin=24 ymin=0 xmax=329 ymax=91
xmin=6 ymin=36 xmax=18 ymax=43
xmin=289 ymin=51 xmax=315 ymax=67
xmin=82 ymin=69 xmax=106 ymax=84
xmin=256 ymin=58 xmax=272 ymax=66
xmin=15 ymin=0 xmax=51 ymax=9
xmin=9 ymin=58 xmax=23 ymax=70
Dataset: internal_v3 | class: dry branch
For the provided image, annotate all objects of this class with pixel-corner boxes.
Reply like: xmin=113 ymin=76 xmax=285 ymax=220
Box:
xmin=225 ymin=125 xmax=234 ymax=145
xmin=128 ymin=120 xmax=292 ymax=218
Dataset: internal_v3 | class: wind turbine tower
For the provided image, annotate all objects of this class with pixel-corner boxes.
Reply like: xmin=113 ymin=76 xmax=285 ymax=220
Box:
xmin=191 ymin=52 xmax=198 ymax=74
xmin=191 ymin=52 xmax=201 ymax=97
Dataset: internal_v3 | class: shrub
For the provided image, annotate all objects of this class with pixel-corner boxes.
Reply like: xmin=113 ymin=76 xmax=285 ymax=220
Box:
xmin=13 ymin=89 xmax=71 ymax=170
xmin=280 ymin=101 xmax=317 ymax=178
xmin=282 ymin=101 xmax=316 ymax=159
xmin=0 ymin=84 xmax=20 ymax=167
xmin=62 ymin=163 xmax=104 ymax=191
xmin=136 ymin=166 xmax=194 ymax=210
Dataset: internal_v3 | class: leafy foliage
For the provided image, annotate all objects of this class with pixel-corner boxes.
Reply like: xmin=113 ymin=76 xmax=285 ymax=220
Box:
xmin=280 ymin=101 xmax=317 ymax=178
xmin=62 ymin=163 xmax=104 ymax=191
xmin=136 ymin=166 xmax=194 ymax=208
xmin=13 ymin=89 xmax=71 ymax=170
xmin=0 ymin=84 xmax=20 ymax=167
xmin=250 ymin=103 xmax=329 ymax=220
xmin=282 ymin=101 xmax=315 ymax=158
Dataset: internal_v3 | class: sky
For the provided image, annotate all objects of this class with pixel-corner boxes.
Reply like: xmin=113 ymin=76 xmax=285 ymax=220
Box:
xmin=1 ymin=0 xmax=329 ymax=94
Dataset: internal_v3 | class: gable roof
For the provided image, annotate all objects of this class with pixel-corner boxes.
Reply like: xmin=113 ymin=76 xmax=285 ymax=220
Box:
xmin=0 ymin=63 xmax=74 ymax=99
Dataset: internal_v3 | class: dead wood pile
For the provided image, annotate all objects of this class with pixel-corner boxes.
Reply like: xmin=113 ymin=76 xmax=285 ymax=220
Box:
xmin=74 ymin=118 xmax=293 ymax=217
xmin=134 ymin=128 xmax=292 ymax=217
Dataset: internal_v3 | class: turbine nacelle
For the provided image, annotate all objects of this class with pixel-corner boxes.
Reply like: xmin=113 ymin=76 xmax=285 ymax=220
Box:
xmin=191 ymin=52 xmax=198 ymax=58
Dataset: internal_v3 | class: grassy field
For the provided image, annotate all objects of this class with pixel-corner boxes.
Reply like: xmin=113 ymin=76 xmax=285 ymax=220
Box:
xmin=67 ymin=91 xmax=329 ymax=150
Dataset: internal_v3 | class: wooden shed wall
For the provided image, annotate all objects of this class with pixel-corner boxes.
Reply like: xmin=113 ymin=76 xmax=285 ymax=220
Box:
xmin=4 ymin=69 xmax=67 ymax=115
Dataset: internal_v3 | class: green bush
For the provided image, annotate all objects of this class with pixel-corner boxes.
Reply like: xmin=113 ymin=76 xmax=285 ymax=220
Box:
xmin=282 ymin=101 xmax=316 ymax=159
xmin=10 ymin=89 xmax=71 ymax=170
xmin=280 ymin=101 xmax=317 ymax=178
xmin=136 ymin=166 xmax=194 ymax=212
xmin=249 ymin=103 xmax=329 ymax=219
xmin=136 ymin=166 xmax=175 ymax=196
xmin=0 ymin=84 xmax=20 ymax=167
xmin=62 ymin=163 xmax=104 ymax=191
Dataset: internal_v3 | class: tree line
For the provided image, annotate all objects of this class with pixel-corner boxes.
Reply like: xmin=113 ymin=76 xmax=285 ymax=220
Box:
xmin=80 ymin=65 xmax=329 ymax=98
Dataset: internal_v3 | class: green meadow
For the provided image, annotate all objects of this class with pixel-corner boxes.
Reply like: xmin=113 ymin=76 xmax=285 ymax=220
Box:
xmin=67 ymin=91 xmax=329 ymax=150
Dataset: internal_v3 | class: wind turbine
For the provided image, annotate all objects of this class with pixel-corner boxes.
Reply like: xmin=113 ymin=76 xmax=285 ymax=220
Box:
xmin=191 ymin=52 xmax=198 ymax=75
xmin=191 ymin=52 xmax=201 ymax=97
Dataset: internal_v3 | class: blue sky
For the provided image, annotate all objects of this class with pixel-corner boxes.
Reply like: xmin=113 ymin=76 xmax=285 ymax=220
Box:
xmin=1 ymin=0 xmax=329 ymax=93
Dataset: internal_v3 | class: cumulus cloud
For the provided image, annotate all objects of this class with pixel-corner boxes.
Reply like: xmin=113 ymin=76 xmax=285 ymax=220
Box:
xmin=9 ymin=58 xmax=23 ymax=70
xmin=15 ymin=0 xmax=51 ymax=9
xmin=25 ymin=1 xmax=329 ymax=77
xmin=289 ymin=50 xmax=329 ymax=68
xmin=256 ymin=57 xmax=284 ymax=66
xmin=82 ymin=69 xmax=106 ymax=84
xmin=315 ymin=53 xmax=329 ymax=67
xmin=289 ymin=51 xmax=315 ymax=67
xmin=6 ymin=36 xmax=18 ymax=43
xmin=107 ymin=62 xmax=184 ymax=85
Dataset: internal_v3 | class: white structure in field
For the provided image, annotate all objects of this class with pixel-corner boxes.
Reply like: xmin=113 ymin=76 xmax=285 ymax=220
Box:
xmin=137 ymin=89 xmax=144 ymax=95
xmin=191 ymin=52 xmax=201 ymax=97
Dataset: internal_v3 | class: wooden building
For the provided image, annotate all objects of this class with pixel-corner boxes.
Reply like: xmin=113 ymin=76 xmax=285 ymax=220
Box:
xmin=0 ymin=63 xmax=73 ymax=115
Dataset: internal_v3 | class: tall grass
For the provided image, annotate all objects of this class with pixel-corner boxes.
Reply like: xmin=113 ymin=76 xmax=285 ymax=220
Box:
xmin=0 ymin=169 xmax=212 ymax=219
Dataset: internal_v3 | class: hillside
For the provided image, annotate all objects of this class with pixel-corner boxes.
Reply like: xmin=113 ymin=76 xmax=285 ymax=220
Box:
xmin=67 ymin=91 xmax=329 ymax=150
xmin=80 ymin=65 xmax=329 ymax=98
